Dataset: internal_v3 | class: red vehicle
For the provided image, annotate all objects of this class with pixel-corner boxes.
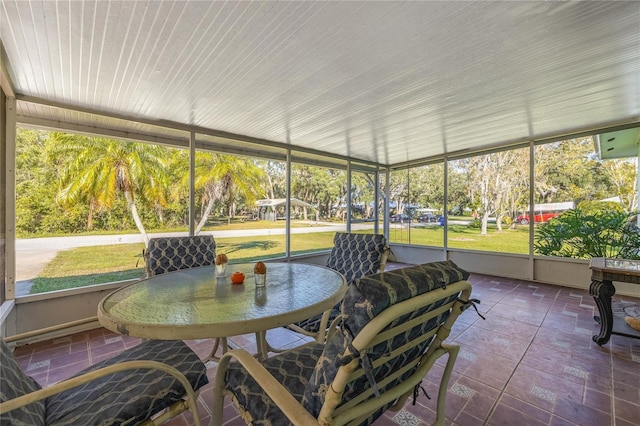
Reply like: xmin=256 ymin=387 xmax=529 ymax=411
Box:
xmin=517 ymin=202 xmax=574 ymax=225
xmin=516 ymin=212 xmax=561 ymax=225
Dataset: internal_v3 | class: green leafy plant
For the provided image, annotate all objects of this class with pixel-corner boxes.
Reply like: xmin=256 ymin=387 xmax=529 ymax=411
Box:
xmin=534 ymin=201 xmax=640 ymax=259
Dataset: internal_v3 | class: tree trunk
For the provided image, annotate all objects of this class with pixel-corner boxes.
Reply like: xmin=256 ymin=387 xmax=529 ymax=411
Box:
xmin=195 ymin=183 xmax=225 ymax=235
xmin=195 ymin=197 xmax=216 ymax=235
xmin=124 ymin=191 xmax=149 ymax=246
xmin=266 ymin=173 xmax=275 ymax=199
xmin=481 ymin=212 xmax=489 ymax=235
xmin=86 ymin=201 xmax=95 ymax=231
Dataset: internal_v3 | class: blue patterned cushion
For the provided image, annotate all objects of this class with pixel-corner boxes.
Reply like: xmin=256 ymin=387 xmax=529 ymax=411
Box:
xmin=340 ymin=260 xmax=469 ymax=336
xmin=145 ymin=235 xmax=216 ymax=277
xmin=224 ymin=343 xmax=324 ymax=424
xmin=44 ymin=339 xmax=209 ymax=426
xmin=302 ymin=261 xmax=470 ymax=423
xmin=0 ymin=341 xmax=46 ymax=426
xmin=325 ymin=233 xmax=387 ymax=283
xmin=293 ymin=233 xmax=388 ymax=334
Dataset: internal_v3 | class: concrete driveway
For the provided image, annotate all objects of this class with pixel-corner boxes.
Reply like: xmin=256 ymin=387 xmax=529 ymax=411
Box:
xmin=15 ymin=233 xmax=149 ymax=281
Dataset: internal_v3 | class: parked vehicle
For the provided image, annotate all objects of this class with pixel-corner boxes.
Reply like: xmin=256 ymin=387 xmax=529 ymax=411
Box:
xmin=390 ymin=214 xmax=412 ymax=223
xmin=517 ymin=201 xmax=574 ymax=225
xmin=417 ymin=213 xmax=438 ymax=223
xmin=517 ymin=212 xmax=561 ymax=225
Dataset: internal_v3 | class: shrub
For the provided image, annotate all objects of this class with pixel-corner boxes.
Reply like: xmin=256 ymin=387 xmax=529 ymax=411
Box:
xmin=534 ymin=202 xmax=640 ymax=259
xmin=468 ymin=219 xmax=482 ymax=229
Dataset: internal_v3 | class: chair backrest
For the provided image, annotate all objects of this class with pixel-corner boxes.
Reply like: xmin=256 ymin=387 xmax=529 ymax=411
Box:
xmin=144 ymin=235 xmax=216 ymax=277
xmin=302 ymin=261 xmax=472 ymax=425
xmin=325 ymin=233 xmax=389 ymax=283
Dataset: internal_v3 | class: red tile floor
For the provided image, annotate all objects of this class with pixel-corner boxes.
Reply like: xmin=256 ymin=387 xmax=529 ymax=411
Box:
xmin=11 ymin=273 xmax=640 ymax=425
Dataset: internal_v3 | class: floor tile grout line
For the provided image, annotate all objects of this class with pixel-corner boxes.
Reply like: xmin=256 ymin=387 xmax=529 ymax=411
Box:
xmin=480 ymin=284 xmax=563 ymax=426
xmin=610 ymin=341 xmax=616 ymax=426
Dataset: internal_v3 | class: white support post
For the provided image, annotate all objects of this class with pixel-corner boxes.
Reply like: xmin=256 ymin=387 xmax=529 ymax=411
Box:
xmin=4 ymin=96 xmax=16 ymax=300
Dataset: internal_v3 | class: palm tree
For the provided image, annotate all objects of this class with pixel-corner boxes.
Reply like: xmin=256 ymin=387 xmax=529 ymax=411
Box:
xmin=52 ymin=133 xmax=169 ymax=246
xmin=174 ymin=152 xmax=266 ymax=234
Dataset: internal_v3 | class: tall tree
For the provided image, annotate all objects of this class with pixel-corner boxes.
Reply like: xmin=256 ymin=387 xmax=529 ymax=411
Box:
xmin=351 ymin=171 xmax=376 ymax=219
xmin=601 ymin=158 xmax=638 ymax=213
xmin=534 ymin=137 xmax=605 ymax=204
xmin=52 ymin=133 xmax=169 ymax=245
xmin=261 ymin=161 xmax=286 ymax=200
xmin=291 ymin=165 xmax=346 ymax=220
xmin=409 ymin=163 xmax=445 ymax=212
xmin=184 ymin=152 xmax=265 ymax=234
xmin=464 ymin=149 xmax=528 ymax=234
xmin=15 ymin=130 xmax=61 ymax=234
xmin=467 ymin=154 xmax=494 ymax=234
xmin=388 ymin=169 xmax=409 ymax=215
xmin=492 ymin=149 xmax=529 ymax=231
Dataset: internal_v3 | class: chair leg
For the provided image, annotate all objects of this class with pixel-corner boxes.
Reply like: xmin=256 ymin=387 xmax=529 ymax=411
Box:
xmin=434 ymin=343 xmax=459 ymax=426
xmin=212 ymin=354 xmax=234 ymax=426
xmin=314 ymin=309 xmax=332 ymax=343
xmin=255 ymin=330 xmax=294 ymax=359
xmin=255 ymin=331 xmax=269 ymax=360
xmin=204 ymin=338 xmax=230 ymax=362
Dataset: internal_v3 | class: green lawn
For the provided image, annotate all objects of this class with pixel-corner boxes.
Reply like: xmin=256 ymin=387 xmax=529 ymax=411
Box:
xmin=29 ymin=232 xmax=339 ymax=293
xmin=29 ymin=222 xmax=531 ymax=294
xmin=389 ymin=224 xmax=530 ymax=254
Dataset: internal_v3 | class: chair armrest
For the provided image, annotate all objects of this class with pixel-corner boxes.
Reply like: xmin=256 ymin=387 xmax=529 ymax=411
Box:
xmin=213 ymin=349 xmax=318 ymax=426
xmin=0 ymin=360 xmax=202 ymax=426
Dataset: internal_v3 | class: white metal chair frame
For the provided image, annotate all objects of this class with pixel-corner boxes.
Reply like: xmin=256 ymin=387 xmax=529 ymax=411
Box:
xmin=1 ymin=322 xmax=204 ymax=426
xmin=0 ymin=360 xmax=203 ymax=426
xmin=213 ymin=280 xmax=472 ymax=426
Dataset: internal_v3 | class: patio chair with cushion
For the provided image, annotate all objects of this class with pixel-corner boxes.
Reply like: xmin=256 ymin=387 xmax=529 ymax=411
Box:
xmin=0 ymin=338 xmax=208 ymax=426
xmin=287 ymin=232 xmax=389 ymax=341
xmin=213 ymin=260 xmax=477 ymax=426
xmin=144 ymin=235 xmax=217 ymax=278
xmin=144 ymin=235 xmax=229 ymax=359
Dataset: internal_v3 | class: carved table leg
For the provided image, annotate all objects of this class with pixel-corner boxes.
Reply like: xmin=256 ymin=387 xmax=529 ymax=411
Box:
xmin=589 ymin=279 xmax=616 ymax=345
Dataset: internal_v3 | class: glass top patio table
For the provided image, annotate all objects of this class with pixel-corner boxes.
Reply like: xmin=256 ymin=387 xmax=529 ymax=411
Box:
xmin=97 ymin=262 xmax=347 ymax=340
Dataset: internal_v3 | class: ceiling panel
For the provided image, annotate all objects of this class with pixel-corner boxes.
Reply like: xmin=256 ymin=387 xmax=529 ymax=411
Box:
xmin=2 ymin=1 xmax=639 ymax=166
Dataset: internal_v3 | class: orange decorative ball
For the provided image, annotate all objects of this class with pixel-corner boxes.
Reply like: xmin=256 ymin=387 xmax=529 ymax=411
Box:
xmin=231 ymin=272 xmax=245 ymax=284
xmin=254 ymin=261 xmax=267 ymax=274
